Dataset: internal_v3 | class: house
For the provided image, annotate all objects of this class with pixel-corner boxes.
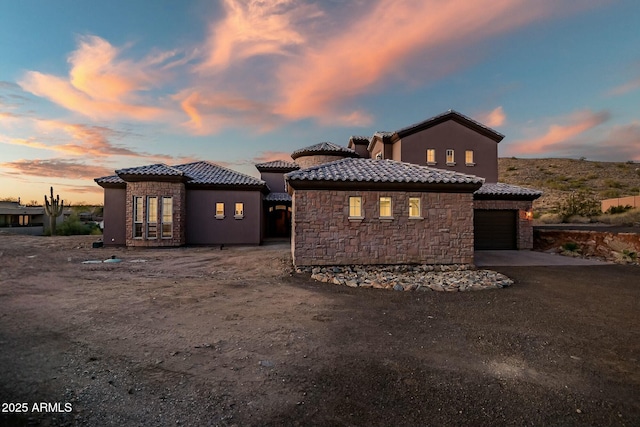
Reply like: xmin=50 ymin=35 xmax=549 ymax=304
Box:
xmin=0 ymin=200 xmax=69 ymax=236
xmin=95 ymin=110 xmax=541 ymax=266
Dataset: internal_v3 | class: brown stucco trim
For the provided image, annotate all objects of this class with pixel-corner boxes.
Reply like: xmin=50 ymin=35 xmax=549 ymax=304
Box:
xmin=287 ymin=180 xmax=482 ymax=193
xmin=96 ymin=182 xmax=126 ymax=189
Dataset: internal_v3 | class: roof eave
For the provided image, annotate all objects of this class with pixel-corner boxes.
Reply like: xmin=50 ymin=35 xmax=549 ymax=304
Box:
xmin=287 ymin=180 xmax=482 ymax=193
xmin=397 ymin=111 xmax=505 ymax=143
xmin=474 ymin=193 xmax=542 ymax=201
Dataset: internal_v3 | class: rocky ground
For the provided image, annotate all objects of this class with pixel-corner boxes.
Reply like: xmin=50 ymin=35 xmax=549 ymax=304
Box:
xmin=1 ymin=235 xmax=639 ymax=426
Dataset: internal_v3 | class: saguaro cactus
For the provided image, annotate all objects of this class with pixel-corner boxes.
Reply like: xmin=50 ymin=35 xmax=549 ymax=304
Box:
xmin=44 ymin=186 xmax=64 ymax=235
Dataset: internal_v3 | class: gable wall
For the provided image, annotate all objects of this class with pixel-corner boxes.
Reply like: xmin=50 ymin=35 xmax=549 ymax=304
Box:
xmin=400 ymin=121 xmax=499 ymax=182
xmin=260 ymin=171 xmax=288 ymax=193
xmin=291 ymin=189 xmax=474 ymax=266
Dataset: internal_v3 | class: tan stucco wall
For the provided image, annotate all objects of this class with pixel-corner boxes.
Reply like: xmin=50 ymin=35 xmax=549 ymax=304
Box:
xmin=292 ymin=189 xmax=474 ymax=266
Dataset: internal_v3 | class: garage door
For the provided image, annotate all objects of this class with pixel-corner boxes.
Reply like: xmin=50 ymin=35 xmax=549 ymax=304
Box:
xmin=474 ymin=210 xmax=517 ymax=250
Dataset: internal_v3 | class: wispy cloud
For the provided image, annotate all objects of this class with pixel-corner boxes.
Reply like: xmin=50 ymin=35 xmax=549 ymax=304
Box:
xmin=0 ymin=159 xmax=114 ymax=180
xmin=249 ymin=151 xmax=294 ymax=164
xmin=502 ymin=109 xmax=639 ymax=160
xmin=608 ymin=77 xmax=640 ymax=96
xmin=478 ymin=106 xmax=506 ymax=128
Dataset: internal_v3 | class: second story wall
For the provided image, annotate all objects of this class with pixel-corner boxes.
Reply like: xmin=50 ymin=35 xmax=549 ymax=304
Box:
xmin=399 ymin=120 xmax=499 ymax=182
xmin=261 ymin=171 xmax=288 ymax=193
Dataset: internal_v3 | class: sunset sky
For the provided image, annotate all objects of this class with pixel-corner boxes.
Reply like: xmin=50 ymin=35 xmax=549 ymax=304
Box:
xmin=1 ymin=0 xmax=639 ymax=205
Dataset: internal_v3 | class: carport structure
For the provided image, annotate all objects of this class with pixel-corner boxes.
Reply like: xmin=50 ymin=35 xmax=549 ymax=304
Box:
xmin=473 ymin=183 xmax=542 ymax=250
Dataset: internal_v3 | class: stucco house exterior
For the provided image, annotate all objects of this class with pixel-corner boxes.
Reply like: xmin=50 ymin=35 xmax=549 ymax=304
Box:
xmin=95 ymin=110 xmax=541 ymax=266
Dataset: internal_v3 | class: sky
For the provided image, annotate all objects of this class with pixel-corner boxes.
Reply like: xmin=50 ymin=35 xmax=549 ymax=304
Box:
xmin=1 ymin=0 xmax=639 ymax=205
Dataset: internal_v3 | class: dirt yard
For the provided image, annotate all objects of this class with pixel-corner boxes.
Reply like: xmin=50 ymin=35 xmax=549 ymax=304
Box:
xmin=0 ymin=235 xmax=638 ymax=426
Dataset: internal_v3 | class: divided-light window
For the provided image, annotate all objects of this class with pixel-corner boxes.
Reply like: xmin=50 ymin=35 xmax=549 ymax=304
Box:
xmin=409 ymin=197 xmax=421 ymax=218
xmin=162 ymin=197 xmax=173 ymax=238
xmin=215 ymin=202 xmax=225 ymax=219
xmin=234 ymin=203 xmax=244 ymax=219
xmin=147 ymin=196 xmax=158 ymax=238
xmin=349 ymin=196 xmax=362 ymax=218
xmin=446 ymin=149 xmax=455 ymax=165
xmin=133 ymin=196 xmax=143 ymax=238
xmin=465 ymin=150 xmax=474 ymax=165
xmin=426 ymin=149 xmax=436 ymax=164
xmin=379 ymin=196 xmax=392 ymax=218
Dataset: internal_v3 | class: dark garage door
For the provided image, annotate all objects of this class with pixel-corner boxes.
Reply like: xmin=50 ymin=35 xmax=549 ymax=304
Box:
xmin=474 ymin=210 xmax=517 ymax=250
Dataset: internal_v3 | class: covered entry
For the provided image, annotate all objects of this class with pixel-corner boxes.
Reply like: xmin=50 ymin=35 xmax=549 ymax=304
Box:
xmin=474 ymin=209 xmax=517 ymax=250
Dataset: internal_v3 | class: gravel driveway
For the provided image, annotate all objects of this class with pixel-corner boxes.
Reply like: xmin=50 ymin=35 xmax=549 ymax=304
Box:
xmin=0 ymin=236 xmax=638 ymax=426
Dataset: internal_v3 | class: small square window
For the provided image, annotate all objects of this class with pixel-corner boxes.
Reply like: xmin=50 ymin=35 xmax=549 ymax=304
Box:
xmin=234 ymin=202 xmax=244 ymax=219
xmin=446 ymin=149 xmax=455 ymax=165
xmin=349 ymin=196 xmax=363 ymax=219
xmin=375 ymin=151 xmax=382 ymax=160
xmin=426 ymin=149 xmax=436 ymax=164
xmin=409 ymin=197 xmax=421 ymax=218
xmin=215 ymin=202 xmax=225 ymax=219
xmin=379 ymin=196 xmax=392 ymax=218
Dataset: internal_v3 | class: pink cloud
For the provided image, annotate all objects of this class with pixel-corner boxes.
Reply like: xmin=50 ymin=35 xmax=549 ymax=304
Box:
xmin=608 ymin=77 xmax=640 ymax=96
xmin=478 ymin=106 xmax=506 ymax=128
xmin=250 ymin=151 xmax=294 ymax=164
xmin=273 ymin=0 xmax=581 ymax=121
xmin=507 ymin=110 xmax=611 ymax=156
xmin=0 ymin=159 xmax=113 ymax=180
xmin=18 ymin=36 xmax=176 ymax=121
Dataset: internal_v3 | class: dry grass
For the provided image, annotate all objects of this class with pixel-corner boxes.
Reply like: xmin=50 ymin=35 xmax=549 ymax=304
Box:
xmin=596 ymin=208 xmax=640 ymax=226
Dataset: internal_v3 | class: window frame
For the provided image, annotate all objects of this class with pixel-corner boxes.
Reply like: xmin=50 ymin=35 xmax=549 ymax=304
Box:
xmin=348 ymin=196 xmax=363 ymax=220
xmin=133 ymin=196 xmax=143 ymax=238
xmin=408 ymin=197 xmax=422 ymax=219
xmin=379 ymin=196 xmax=393 ymax=219
xmin=234 ymin=202 xmax=244 ymax=219
xmin=146 ymin=196 xmax=158 ymax=239
xmin=374 ymin=151 xmax=382 ymax=160
xmin=465 ymin=150 xmax=475 ymax=166
xmin=215 ymin=202 xmax=225 ymax=219
xmin=426 ymin=149 xmax=436 ymax=165
xmin=446 ymin=149 xmax=456 ymax=166
xmin=161 ymin=197 xmax=173 ymax=239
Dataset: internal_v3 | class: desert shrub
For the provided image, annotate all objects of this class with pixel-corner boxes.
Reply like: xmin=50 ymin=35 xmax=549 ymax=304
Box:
xmin=536 ymin=213 xmax=563 ymax=224
xmin=506 ymin=166 xmax=517 ymax=171
xmin=605 ymin=205 xmax=633 ymax=214
xmin=56 ymin=215 xmax=102 ymax=236
xmin=604 ymin=179 xmax=624 ymax=189
xmin=562 ymin=242 xmax=580 ymax=252
xmin=596 ymin=208 xmax=640 ymax=226
xmin=601 ymin=189 xmax=621 ymax=198
xmin=586 ymin=173 xmax=599 ymax=180
xmin=566 ymin=215 xmax=591 ymax=224
xmin=630 ymin=187 xmax=640 ymax=195
xmin=555 ymin=191 xmax=601 ymax=222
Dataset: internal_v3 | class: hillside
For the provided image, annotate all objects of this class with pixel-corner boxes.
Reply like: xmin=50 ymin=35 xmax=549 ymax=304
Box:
xmin=498 ymin=158 xmax=640 ymax=213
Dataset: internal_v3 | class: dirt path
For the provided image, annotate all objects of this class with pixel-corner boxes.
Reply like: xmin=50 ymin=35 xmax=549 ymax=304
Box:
xmin=1 ymin=235 xmax=638 ymax=426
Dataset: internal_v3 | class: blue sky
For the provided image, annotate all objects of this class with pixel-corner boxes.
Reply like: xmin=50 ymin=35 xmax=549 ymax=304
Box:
xmin=1 ymin=0 xmax=639 ymax=204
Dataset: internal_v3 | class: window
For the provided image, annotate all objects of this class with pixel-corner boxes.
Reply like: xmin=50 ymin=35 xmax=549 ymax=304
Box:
xmin=349 ymin=196 xmax=363 ymax=218
xmin=147 ymin=196 xmax=158 ymax=238
xmin=465 ymin=150 xmax=475 ymax=165
xmin=409 ymin=197 xmax=421 ymax=218
xmin=426 ymin=149 xmax=436 ymax=165
xmin=215 ymin=202 xmax=225 ymax=219
xmin=234 ymin=202 xmax=244 ymax=219
xmin=162 ymin=197 xmax=173 ymax=238
xmin=133 ymin=196 xmax=143 ymax=238
xmin=374 ymin=151 xmax=382 ymax=160
xmin=379 ymin=196 xmax=392 ymax=218
xmin=446 ymin=149 xmax=455 ymax=165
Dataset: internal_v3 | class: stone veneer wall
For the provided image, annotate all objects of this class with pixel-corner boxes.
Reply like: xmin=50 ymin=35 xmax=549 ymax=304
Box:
xmin=295 ymin=155 xmax=350 ymax=169
xmin=292 ymin=190 xmax=474 ymax=266
xmin=125 ymin=181 xmax=186 ymax=247
xmin=474 ymin=199 xmax=534 ymax=249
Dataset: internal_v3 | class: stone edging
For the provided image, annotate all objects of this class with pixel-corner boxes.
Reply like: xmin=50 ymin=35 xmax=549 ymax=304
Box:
xmin=295 ymin=264 xmax=513 ymax=292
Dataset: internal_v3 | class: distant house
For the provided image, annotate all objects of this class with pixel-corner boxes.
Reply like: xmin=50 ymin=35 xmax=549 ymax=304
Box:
xmin=0 ymin=200 xmax=71 ymax=236
xmin=95 ymin=110 xmax=541 ymax=267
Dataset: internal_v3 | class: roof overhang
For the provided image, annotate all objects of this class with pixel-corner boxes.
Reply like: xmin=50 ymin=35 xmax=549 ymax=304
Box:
xmin=287 ymin=180 xmax=482 ymax=194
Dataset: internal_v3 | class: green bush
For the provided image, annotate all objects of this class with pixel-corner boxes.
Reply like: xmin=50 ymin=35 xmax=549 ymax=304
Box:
xmin=555 ymin=191 xmax=601 ymax=222
xmin=562 ymin=242 xmax=580 ymax=252
xmin=605 ymin=205 xmax=633 ymax=214
xmin=56 ymin=215 xmax=102 ymax=236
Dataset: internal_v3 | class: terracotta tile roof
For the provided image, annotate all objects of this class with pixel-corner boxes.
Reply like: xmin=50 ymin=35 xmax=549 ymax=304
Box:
xmin=116 ymin=163 xmax=184 ymax=177
xmin=475 ymin=182 xmax=542 ymax=199
xmin=291 ymin=142 xmax=359 ymax=160
xmin=174 ymin=161 xmax=265 ymax=186
xmin=264 ymin=192 xmax=292 ymax=202
xmin=255 ymin=160 xmax=299 ymax=171
xmin=286 ymin=158 xmax=484 ymax=185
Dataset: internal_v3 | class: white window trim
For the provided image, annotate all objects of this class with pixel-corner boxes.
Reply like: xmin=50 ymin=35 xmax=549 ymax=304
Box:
xmin=348 ymin=196 xmax=364 ymax=222
xmin=465 ymin=150 xmax=475 ymax=166
xmin=408 ymin=197 xmax=423 ymax=220
xmin=446 ymin=149 xmax=456 ymax=166
xmin=426 ymin=149 xmax=437 ymax=166
xmin=161 ymin=197 xmax=173 ymax=239
xmin=379 ymin=196 xmax=393 ymax=220
xmin=234 ymin=202 xmax=244 ymax=219
xmin=215 ymin=202 xmax=225 ymax=219
xmin=133 ymin=196 xmax=143 ymax=239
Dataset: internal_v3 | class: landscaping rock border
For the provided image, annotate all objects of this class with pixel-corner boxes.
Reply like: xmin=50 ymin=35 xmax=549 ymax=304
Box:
xmin=295 ymin=264 xmax=513 ymax=292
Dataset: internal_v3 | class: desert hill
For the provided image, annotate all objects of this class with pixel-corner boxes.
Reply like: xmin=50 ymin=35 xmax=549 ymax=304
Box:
xmin=498 ymin=158 xmax=640 ymax=213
